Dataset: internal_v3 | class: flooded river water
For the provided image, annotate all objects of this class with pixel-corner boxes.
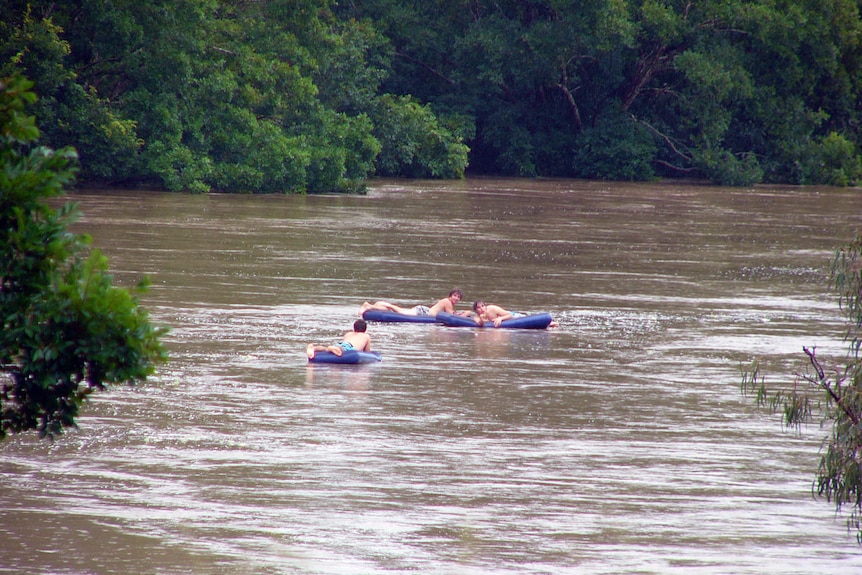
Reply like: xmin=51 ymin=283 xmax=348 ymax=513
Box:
xmin=2 ymin=178 xmax=862 ymax=574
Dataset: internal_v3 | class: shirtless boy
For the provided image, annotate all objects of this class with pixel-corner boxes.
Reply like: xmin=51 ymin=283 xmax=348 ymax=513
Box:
xmin=307 ymin=319 xmax=372 ymax=359
xmin=359 ymin=288 xmax=471 ymax=318
xmin=471 ymin=300 xmax=514 ymax=327
xmin=472 ymin=300 xmax=559 ymax=328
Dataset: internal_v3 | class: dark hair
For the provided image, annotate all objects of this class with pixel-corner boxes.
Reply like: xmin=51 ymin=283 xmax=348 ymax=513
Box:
xmin=472 ymin=300 xmax=485 ymax=312
xmin=449 ymin=288 xmax=463 ymax=298
xmin=353 ymin=319 xmax=367 ymax=332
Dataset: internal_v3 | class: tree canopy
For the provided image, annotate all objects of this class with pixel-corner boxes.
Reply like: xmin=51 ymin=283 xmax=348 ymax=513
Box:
xmin=2 ymin=1 xmax=862 ymax=192
xmin=0 ymin=74 xmax=167 ymax=439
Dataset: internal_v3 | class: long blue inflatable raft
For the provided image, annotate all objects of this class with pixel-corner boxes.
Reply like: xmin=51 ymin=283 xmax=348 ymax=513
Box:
xmin=435 ymin=311 xmax=554 ymax=329
xmin=307 ymin=350 xmax=383 ymax=364
xmin=361 ymin=310 xmax=438 ymax=323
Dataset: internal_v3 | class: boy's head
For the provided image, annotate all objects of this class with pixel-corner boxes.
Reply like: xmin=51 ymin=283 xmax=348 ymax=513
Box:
xmin=353 ymin=319 xmax=367 ymax=332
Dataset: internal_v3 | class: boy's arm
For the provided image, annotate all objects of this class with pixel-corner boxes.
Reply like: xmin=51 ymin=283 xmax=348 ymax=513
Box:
xmin=491 ymin=306 xmax=513 ymax=326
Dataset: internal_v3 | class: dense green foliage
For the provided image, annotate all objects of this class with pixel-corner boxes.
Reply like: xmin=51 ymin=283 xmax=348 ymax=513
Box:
xmin=342 ymin=0 xmax=862 ymax=185
xmin=0 ymin=75 xmax=166 ymax=439
xmin=742 ymin=234 xmax=862 ymax=542
xmin=3 ymin=1 xmax=862 ymax=191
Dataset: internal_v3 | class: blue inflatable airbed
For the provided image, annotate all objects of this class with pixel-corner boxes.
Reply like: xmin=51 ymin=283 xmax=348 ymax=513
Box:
xmin=361 ymin=310 xmax=438 ymax=323
xmin=307 ymin=350 xmax=383 ymax=364
xmin=436 ymin=311 xmax=553 ymax=329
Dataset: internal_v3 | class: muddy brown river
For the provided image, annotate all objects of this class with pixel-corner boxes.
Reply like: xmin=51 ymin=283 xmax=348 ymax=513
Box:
xmin=2 ymin=178 xmax=862 ymax=574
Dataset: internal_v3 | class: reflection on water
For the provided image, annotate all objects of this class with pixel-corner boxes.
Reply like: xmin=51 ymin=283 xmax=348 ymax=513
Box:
xmin=2 ymin=179 xmax=862 ymax=574
xmin=305 ymin=364 xmax=376 ymax=392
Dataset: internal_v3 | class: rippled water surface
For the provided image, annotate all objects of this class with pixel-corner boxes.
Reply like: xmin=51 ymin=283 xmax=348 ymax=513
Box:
xmin=2 ymin=179 xmax=862 ymax=574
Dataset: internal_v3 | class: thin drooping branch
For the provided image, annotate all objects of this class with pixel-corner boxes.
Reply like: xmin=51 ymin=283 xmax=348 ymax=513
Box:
xmin=621 ymin=44 xmax=672 ymax=111
xmin=556 ymin=64 xmax=582 ymax=132
xmin=653 ymin=159 xmax=699 ymax=174
xmin=394 ymin=51 xmax=456 ymax=86
xmin=630 ymin=114 xmax=695 ymax=172
xmin=802 ymin=346 xmax=859 ymax=426
xmin=631 ymin=115 xmax=690 ymax=161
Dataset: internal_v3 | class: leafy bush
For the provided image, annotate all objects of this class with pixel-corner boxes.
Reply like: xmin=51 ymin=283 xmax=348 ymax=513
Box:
xmin=371 ymin=95 xmax=469 ymax=178
xmin=695 ymin=148 xmax=764 ymax=187
xmin=573 ymin=113 xmax=657 ymax=181
xmin=800 ymin=131 xmax=862 ymax=187
xmin=0 ymin=75 xmax=167 ymax=439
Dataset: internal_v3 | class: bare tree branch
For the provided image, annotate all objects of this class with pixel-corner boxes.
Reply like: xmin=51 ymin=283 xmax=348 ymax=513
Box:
xmin=394 ymin=51 xmax=456 ymax=86
xmin=802 ymin=346 xmax=859 ymax=426
xmin=654 ymin=159 xmax=699 ymax=174
xmin=630 ymin=114 xmax=692 ymax=163
xmin=556 ymin=65 xmax=582 ymax=132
